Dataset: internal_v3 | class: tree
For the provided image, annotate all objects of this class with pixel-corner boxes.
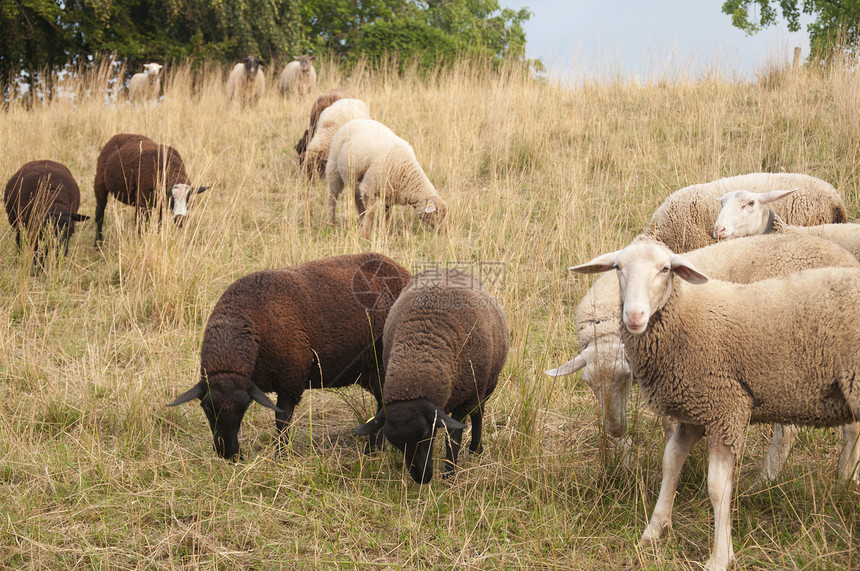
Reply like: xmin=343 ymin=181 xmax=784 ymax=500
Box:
xmin=722 ymin=0 xmax=860 ymax=57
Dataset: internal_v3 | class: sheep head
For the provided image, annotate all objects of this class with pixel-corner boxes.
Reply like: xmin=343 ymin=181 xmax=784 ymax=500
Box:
xmin=243 ymin=56 xmax=261 ymax=80
xmin=167 ymin=374 xmax=282 ymax=460
xmin=167 ymin=183 xmax=209 ymax=227
xmin=713 ymin=189 xmax=795 ymax=240
xmin=571 ymin=240 xmax=709 ymax=335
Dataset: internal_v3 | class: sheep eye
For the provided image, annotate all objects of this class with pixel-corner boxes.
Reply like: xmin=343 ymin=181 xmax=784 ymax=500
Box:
xmin=660 ymin=266 xmax=670 ymax=273
xmin=746 ymin=200 xmax=755 ymax=207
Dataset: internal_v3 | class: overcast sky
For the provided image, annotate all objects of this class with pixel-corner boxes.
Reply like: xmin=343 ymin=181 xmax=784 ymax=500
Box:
xmin=498 ymin=0 xmax=812 ymax=81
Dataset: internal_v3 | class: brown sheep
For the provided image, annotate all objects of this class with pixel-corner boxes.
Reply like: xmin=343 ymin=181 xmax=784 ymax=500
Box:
xmin=295 ymin=89 xmax=352 ymax=168
xmin=93 ymin=133 xmax=208 ymax=246
xmin=168 ymin=252 xmax=412 ymax=460
xmin=355 ymin=268 xmax=509 ymax=483
xmin=4 ymin=160 xmax=89 ymax=262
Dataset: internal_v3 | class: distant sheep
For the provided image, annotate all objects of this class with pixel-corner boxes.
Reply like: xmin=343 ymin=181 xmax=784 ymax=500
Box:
xmin=295 ymin=89 xmax=352 ymax=166
xmin=4 ymin=160 xmax=89 ymax=262
xmin=93 ymin=133 xmax=209 ymax=245
xmin=168 ymin=253 xmax=412 ymax=459
xmin=547 ymin=234 xmax=860 ymax=483
xmin=127 ymin=63 xmax=162 ymax=102
xmin=572 ymin=237 xmax=860 ymax=570
xmin=355 ymin=268 xmax=509 ymax=483
xmin=715 ymin=188 xmax=860 ymax=259
xmin=326 ymin=119 xmax=447 ymax=238
xmin=645 ymin=173 xmax=847 ymax=252
xmin=302 ymin=98 xmax=370 ymax=178
xmin=226 ymin=56 xmax=265 ymax=106
xmin=279 ymin=55 xmax=316 ymax=97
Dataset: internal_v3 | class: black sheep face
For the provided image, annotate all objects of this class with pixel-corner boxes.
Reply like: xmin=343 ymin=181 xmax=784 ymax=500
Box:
xmin=46 ymin=211 xmax=89 ymax=255
xmin=384 ymin=404 xmax=437 ymax=484
xmin=244 ymin=57 xmax=260 ymax=79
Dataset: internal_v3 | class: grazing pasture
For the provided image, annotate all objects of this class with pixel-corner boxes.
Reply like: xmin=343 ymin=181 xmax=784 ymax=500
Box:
xmin=0 ymin=58 xmax=858 ymax=568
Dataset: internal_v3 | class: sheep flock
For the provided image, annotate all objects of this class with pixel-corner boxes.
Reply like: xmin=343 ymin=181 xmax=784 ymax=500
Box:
xmin=4 ymin=57 xmax=860 ymax=571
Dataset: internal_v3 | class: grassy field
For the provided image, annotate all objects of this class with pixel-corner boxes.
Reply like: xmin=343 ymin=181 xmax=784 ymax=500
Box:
xmin=1 ymin=57 xmax=858 ymax=569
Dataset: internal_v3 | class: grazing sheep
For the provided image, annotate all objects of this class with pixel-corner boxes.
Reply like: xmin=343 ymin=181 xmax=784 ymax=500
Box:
xmin=326 ymin=119 xmax=447 ymax=238
xmin=715 ymin=188 xmax=860 ymax=258
xmin=279 ymin=55 xmax=316 ymax=97
xmin=127 ymin=63 xmax=162 ymax=102
xmin=295 ymin=89 xmax=352 ymax=166
xmin=645 ymin=173 xmax=847 ymax=253
xmin=226 ymin=56 xmax=265 ymax=106
xmin=93 ymin=133 xmax=209 ymax=246
xmin=547 ymin=234 xmax=860 ymax=483
xmin=302 ymin=98 xmax=370 ymax=178
xmin=355 ymin=268 xmax=509 ymax=483
xmin=168 ymin=253 xmax=412 ymax=460
xmin=4 ymin=160 xmax=89 ymax=262
xmin=571 ymin=237 xmax=860 ymax=571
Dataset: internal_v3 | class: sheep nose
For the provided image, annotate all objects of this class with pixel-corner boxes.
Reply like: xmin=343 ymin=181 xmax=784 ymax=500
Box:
xmin=714 ymin=226 xmax=728 ymax=240
xmin=624 ymin=309 xmax=647 ymax=332
xmin=173 ymin=215 xmax=186 ymax=228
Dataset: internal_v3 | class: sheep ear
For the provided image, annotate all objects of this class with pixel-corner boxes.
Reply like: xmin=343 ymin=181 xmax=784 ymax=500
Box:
xmin=670 ymin=254 xmax=709 ymax=284
xmin=424 ymin=200 xmax=436 ymax=214
xmin=354 ymin=411 xmax=386 ymax=435
xmin=195 ymin=186 xmax=210 ymax=194
xmin=758 ymin=189 xmax=795 ymax=204
xmin=424 ymin=404 xmax=466 ymax=431
xmin=569 ymin=251 xmax=620 ymax=275
xmin=249 ymin=384 xmax=282 ymax=412
xmin=293 ymin=56 xmax=301 ymax=61
xmin=72 ymin=213 xmax=90 ymax=222
xmin=546 ymin=353 xmax=586 ymax=377
xmin=167 ymin=381 xmax=207 ymax=406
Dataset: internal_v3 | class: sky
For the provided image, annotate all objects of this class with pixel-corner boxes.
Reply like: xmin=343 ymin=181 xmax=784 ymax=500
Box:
xmin=498 ymin=0 xmax=813 ymax=81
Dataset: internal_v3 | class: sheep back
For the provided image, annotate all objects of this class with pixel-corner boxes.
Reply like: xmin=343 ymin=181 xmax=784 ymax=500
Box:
xmin=303 ymin=99 xmax=370 ymax=176
xmin=5 ymin=160 xmax=81 ymax=230
xmin=295 ymin=89 xmax=352 ymax=161
xmin=646 ymin=173 xmax=847 ymax=253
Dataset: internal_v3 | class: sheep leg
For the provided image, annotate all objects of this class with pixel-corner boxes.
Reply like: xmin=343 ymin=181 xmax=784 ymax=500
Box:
xmin=442 ymin=426 xmax=464 ymax=479
xmin=838 ymin=422 xmax=860 ymax=484
xmin=274 ymin=395 xmax=296 ymax=452
xmin=326 ymin=171 xmax=344 ymax=225
xmin=94 ymin=200 xmax=106 ymax=246
xmin=359 ymin=201 xmax=377 ymax=240
xmin=468 ymin=408 xmax=484 ymax=455
xmin=705 ymin=438 xmax=735 ymax=571
xmin=761 ymin=423 xmax=799 ymax=482
xmin=640 ymin=422 xmax=705 ymax=545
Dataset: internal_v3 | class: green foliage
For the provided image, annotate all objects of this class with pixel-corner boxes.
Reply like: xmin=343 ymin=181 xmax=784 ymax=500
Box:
xmin=360 ymin=17 xmax=462 ymax=70
xmin=722 ymin=0 xmax=860 ymax=58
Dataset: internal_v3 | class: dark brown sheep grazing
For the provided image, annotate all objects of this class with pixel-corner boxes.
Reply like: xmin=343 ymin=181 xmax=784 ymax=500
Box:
xmin=295 ymin=89 xmax=352 ymax=168
xmin=93 ymin=133 xmax=208 ymax=245
xmin=4 ymin=160 xmax=89 ymax=261
xmin=355 ymin=268 xmax=510 ymax=483
xmin=168 ymin=252 xmax=412 ymax=460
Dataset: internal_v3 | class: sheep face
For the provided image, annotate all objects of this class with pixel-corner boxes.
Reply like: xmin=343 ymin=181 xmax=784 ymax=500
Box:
xmin=571 ymin=241 xmax=709 ymax=334
xmin=167 ymin=376 xmax=281 ymax=460
xmin=167 ymin=184 xmax=208 ymax=227
xmin=417 ymin=197 xmax=447 ymax=231
xmin=713 ymin=189 xmax=796 ymax=240
xmin=45 ymin=211 xmax=90 ymax=254
xmin=243 ymin=57 xmax=261 ymax=80
xmin=296 ymin=55 xmax=314 ymax=75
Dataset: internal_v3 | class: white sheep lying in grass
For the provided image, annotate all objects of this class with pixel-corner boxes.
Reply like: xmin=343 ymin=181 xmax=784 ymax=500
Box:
xmin=715 ymin=188 xmax=860 ymax=258
xmin=302 ymin=98 xmax=370 ymax=178
xmin=128 ymin=63 xmax=162 ymax=102
xmin=326 ymin=118 xmax=446 ymax=239
xmin=645 ymin=173 xmax=847 ymax=253
xmin=571 ymin=237 xmax=860 ymax=571
xmin=547 ymin=234 xmax=860 ymax=482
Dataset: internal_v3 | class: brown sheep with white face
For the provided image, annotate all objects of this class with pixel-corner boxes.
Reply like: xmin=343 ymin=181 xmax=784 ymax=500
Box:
xmin=93 ymin=133 xmax=208 ymax=246
xmin=4 ymin=159 xmax=89 ymax=263
xmin=168 ymin=252 xmax=412 ymax=460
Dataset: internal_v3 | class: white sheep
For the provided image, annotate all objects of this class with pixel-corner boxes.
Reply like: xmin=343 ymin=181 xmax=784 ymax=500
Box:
xmin=715 ymin=188 xmax=860 ymax=258
xmin=127 ymin=63 xmax=162 ymax=102
xmin=226 ymin=56 xmax=265 ymax=106
xmin=279 ymin=55 xmax=316 ymax=97
xmin=325 ymin=118 xmax=447 ymax=239
xmin=645 ymin=173 xmax=847 ymax=253
xmin=301 ymin=98 xmax=370 ymax=178
xmin=547 ymin=233 xmax=860 ymax=482
xmin=572 ymin=237 xmax=860 ymax=571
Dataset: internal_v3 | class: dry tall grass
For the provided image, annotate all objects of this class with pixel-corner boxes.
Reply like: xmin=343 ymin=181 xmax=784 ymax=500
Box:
xmin=0 ymin=56 xmax=858 ymax=569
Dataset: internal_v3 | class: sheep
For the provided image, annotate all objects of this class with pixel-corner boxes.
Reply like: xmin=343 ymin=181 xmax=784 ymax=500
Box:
xmin=226 ymin=56 xmax=265 ymax=106
xmin=645 ymin=173 xmax=847 ymax=253
xmin=354 ymin=268 xmax=509 ymax=483
xmin=571 ymin=237 xmax=860 ymax=571
xmin=326 ymin=118 xmax=447 ymax=239
xmin=93 ymin=133 xmax=209 ymax=246
xmin=302 ymin=98 xmax=370 ymax=178
xmin=4 ymin=159 xmax=89 ymax=263
xmin=715 ymin=188 xmax=860 ymax=258
xmin=295 ymin=89 xmax=352 ymax=167
xmin=547 ymin=234 xmax=860 ymax=483
xmin=168 ymin=252 xmax=412 ymax=460
xmin=127 ymin=63 xmax=162 ymax=102
xmin=279 ymin=55 xmax=316 ymax=97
